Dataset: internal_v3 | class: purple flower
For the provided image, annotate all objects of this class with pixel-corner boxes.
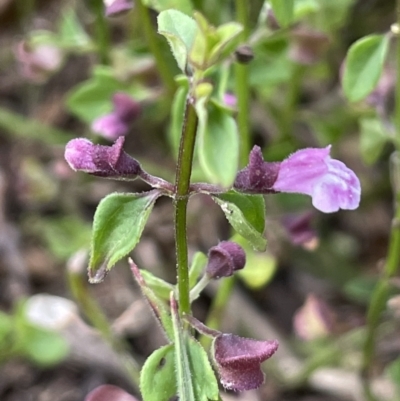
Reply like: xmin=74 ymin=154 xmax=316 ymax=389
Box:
xmin=104 ymin=0 xmax=134 ymax=17
xmin=234 ymin=146 xmax=361 ymax=213
xmin=206 ymin=241 xmax=246 ymax=279
xmin=64 ymin=136 xmax=141 ymax=179
xmin=212 ymin=334 xmax=279 ymax=391
xmin=223 ymin=93 xmax=237 ymax=108
xmin=91 ymin=92 xmax=141 ymax=140
xmin=85 ymin=384 xmax=138 ymax=401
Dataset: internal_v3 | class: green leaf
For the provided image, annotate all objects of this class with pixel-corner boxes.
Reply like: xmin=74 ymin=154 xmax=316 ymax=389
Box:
xmin=140 ymin=344 xmax=177 ymax=401
xmin=66 ymin=66 xmax=124 ymax=123
xmin=58 ymin=7 xmax=92 ymax=50
xmin=342 ymin=34 xmax=390 ymax=102
xmin=197 ymin=101 xmax=239 ymax=187
xmin=89 ymin=191 xmax=160 ymax=283
xmin=157 ymin=10 xmax=197 ymax=72
xmin=187 ymin=337 xmax=219 ymax=401
xmin=212 ymin=191 xmax=267 ymax=251
xmin=0 ymin=312 xmax=13 ymax=341
xmin=359 ymin=117 xmax=389 ymax=164
xmin=143 ymin=0 xmax=193 ymax=14
xmin=21 ymin=325 xmax=69 ymax=366
xmin=209 ymin=22 xmax=243 ymax=65
xmin=387 ymin=358 xmax=400 ymax=392
xmin=270 ymin=0 xmax=295 ymax=27
xmin=189 ymin=252 xmax=207 ymax=289
xmin=140 ymin=270 xmax=174 ymax=301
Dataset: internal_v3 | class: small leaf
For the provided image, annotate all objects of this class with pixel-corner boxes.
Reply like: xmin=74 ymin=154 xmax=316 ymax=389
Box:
xmin=209 ymin=22 xmax=243 ymax=64
xmin=359 ymin=117 xmax=389 ymax=164
xmin=66 ymin=66 xmax=124 ymax=123
xmin=189 ymin=252 xmax=207 ymax=289
xmin=197 ymin=101 xmax=239 ymax=187
xmin=270 ymin=0 xmax=295 ymax=27
xmin=140 ymin=269 xmax=174 ymax=301
xmin=143 ymin=0 xmax=193 ymax=14
xmin=187 ymin=336 xmax=220 ymax=401
xmin=342 ymin=34 xmax=390 ymax=102
xmin=89 ymin=191 xmax=161 ymax=282
xmin=157 ymin=10 xmax=197 ymax=72
xmin=58 ymin=7 xmax=92 ymax=50
xmin=140 ymin=344 xmax=177 ymax=401
xmin=212 ymin=191 xmax=267 ymax=251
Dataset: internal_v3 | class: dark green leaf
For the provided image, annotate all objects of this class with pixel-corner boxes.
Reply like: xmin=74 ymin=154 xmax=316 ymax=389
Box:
xmin=359 ymin=117 xmax=389 ymax=164
xmin=158 ymin=10 xmax=197 ymax=72
xmin=89 ymin=191 xmax=160 ymax=283
xmin=270 ymin=0 xmax=295 ymax=27
xmin=140 ymin=344 xmax=177 ymax=401
xmin=187 ymin=336 xmax=219 ymax=401
xmin=342 ymin=34 xmax=389 ymax=102
xmin=212 ymin=191 xmax=267 ymax=251
xmin=197 ymin=101 xmax=239 ymax=187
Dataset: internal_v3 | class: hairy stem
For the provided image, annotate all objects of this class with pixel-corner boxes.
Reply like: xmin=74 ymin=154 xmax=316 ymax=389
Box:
xmin=235 ymin=0 xmax=251 ymax=167
xmin=362 ymin=5 xmax=400 ymax=399
xmin=136 ymin=0 xmax=176 ymax=95
xmin=174 ymin=95 xmax=198 ymax=316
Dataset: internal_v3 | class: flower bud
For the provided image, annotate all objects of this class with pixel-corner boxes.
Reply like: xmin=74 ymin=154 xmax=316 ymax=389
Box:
xmin=104 ymin=0 xmax=134 ymax=17
xmin=223 ymin=93 xmax=237 ymax=108
xmin=212 ymin=333 xmax=279 ymax=391
xmin=206 ymin=241 xmax=246 ymax=279
xmin=64 ymin=137 xmax=141 ymax=179
xmin=235 ymin=45 xmax=254 ymax=64
xmin=282 ymin=211 xmax=318 ymax=250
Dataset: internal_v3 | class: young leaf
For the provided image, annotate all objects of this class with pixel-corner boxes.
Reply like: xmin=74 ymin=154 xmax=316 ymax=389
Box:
xmin=197 ymin=101 xmax=239 ymax=187
xmin=359 ymin=117 xmax=389 ymax=165
xmin=58 ymin=7 xmax=92 ymax=50
xmin=187 ymin=336 xmax=220 ymax=401
xmin=143 ymin=0 xmax=193 ymax=14
xmin=140 ymin=269 xmax=175 ymax=301
xmin=157 ymin=10 xmax=197 ymax=72
xmin=212 ymin=191 xmax=267 ymax=251
xmin=189 ymin=252 xmax=207 ymax=288
xmin=342 ymin=34 xmax=389 ymax=102
xmin=140 ymin=344 xmax=177 ymax=401
xmin=270 ymin=0 xmax=295 ymax=27
xmin=89 ymin=191 xmax=161 ymax=283
xmin=209 ymin=22 xmax=243 ymax=65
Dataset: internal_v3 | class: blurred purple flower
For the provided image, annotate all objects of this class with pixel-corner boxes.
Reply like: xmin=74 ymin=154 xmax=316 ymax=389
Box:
xmin=85 ymin=384 xmax=138 ymax=401
xmin=206 ymin=241 xmax=246 ymax=279
xmin=104 ymin=0 xmax=134 ymax=17
xmin=212 ymin=334 xmax=279 ymax=391
xmin=92 ymin=92 xmax=141 ymax=140
xmin=234 ymin=146 xmax=361 ymax=213
xmin=282 ymin=211 xmax=318 ymax=249
xmin=64 ymin=136 xmax=141 ymax=179
xmin=223 ymin=93 xmax=237 ymax=108
xmin=15 ymin=41 xmax=63 ymax=83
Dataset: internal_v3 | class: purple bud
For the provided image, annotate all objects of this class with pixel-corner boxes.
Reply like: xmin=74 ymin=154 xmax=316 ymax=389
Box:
xmin=282 ymin=211 xmax=318 ymax=249
xmin=212 ymin=334 xmax=279 ymax=391
xmin=85 ymin=385 xmax=138 ymax=401
xmin=64 ymin=137 xmax=141 ymax=179
xmin=206 ymin=241 xmax=246 ymax=279
xmin=92 ymin=92 xmax=141 ymax=140
xmin=234 ymin=145 xmax=361 ymax=213
xmin=104 ymin=0 xmax=134 ymax=17
xmin=293 ymin=294 xmax=335 ymax=341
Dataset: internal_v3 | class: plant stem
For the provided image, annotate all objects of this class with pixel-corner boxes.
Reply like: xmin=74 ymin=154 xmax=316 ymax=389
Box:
xmin=136 ymin=0 xmax=176 ymax=95
xmin=362 ymin=4 xmax=400 ymax=398
xmin=88 ymin=0 xmax=110 ymax=64
xmin=174 ymin=94 xmax=198 ymax=316
xmin=235 ymin=0 xmax=251 ymax=167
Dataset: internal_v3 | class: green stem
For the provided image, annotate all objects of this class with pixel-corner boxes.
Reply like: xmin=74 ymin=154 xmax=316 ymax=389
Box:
xmin=88 ymin=0 xmax=110 ymax=64
xmin=200 ymin=276 xmax=235 ymax=348
xmin=362 ymin=6 xmax=400 ymax=397
xmin=235 ymin=0 xmax=251 ymax=167
xmin=174 ymin=95 xmax=198 ymax=316
xmin=136 ymin=0 xmax=176 ymax=95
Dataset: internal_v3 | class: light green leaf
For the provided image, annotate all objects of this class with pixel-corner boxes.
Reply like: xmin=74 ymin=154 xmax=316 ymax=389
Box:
xmin=157 ymin=10 xmax=197 ymax=72
xmin=140 ymin=344 xmax=177 ymax=401
xmin=197 ymin=101 xmax=239 ymax=187
xmin=187 ymin=337 xmax=219 ymax=401
xmin=58 ymin=8 xmax=92 ymax=50
xmin=212 ymin=191 xmax=267 ymax=251
xmin=342 ymin=34 xmax=389 ymax=102
xmin=143 ymin=0 xmax=193 ymax=14
xmin=89 ymin=191 xmax=160 ymax=283
xmin=270 ymin=0 xmax=295 ymax=27
xmin=189 ymin=252 xmax=207 ymax=288
xmin=359 ymin=117 xmax=389 ymax=164
xmin=209 ymin=22 xmax=243 ymax=65
xmin=140 ymin=270 xmax=174 ymax=301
